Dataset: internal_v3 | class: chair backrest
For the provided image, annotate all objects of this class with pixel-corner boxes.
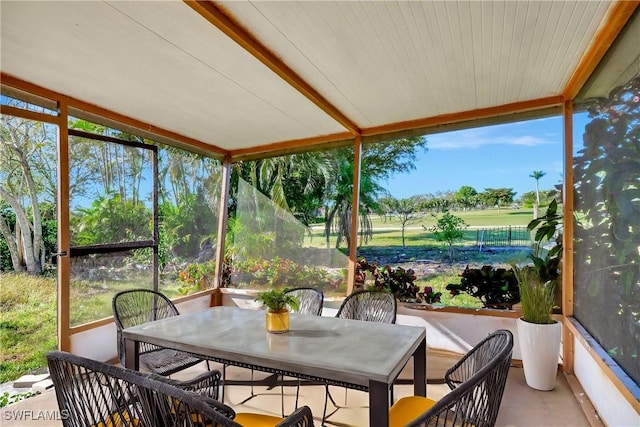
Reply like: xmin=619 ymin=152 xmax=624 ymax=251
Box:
xmin=285 ymin=287 xmax=323 ymax=316
xmin=112 ymin=289 xmax=179 ymax=365
xmin=408 ymin=330 xmax=514 ymax=427
xmin=46 ymin=350 xmax=239 ymax=427
xmin=336 ymin=290 xmax=397 ymax=324
xmin=47 ymin=351 xmax=315 ymax=427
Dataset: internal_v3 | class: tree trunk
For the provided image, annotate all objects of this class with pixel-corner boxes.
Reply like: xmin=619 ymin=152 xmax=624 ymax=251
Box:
xmin=18 ymin=153 xmax=43 ymax=269
xmin=0 ymin=189 xmax=41 ymax=274
xmin=1 ymin=118 xmax=45 ymax=274
xmin=17 ymin=210 xmax=40 ymax=274
xmin=15 ymin=222 xmax=24 ymax=267
xmin=0 ymin=214 xmax=25 ymax=272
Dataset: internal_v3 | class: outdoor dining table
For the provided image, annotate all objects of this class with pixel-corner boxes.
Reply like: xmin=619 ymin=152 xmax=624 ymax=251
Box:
xmin=123 ymin=305 xmax=427 ymax=427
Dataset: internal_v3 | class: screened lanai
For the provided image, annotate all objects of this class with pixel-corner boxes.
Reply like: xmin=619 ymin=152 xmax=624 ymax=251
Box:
xmin=0 ymin=1 xmax=638 ymax=425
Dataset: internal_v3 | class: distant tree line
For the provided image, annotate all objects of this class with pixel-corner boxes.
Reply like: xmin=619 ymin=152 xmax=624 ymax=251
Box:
xmin=380 ymin=186 xmax=557 ymax=216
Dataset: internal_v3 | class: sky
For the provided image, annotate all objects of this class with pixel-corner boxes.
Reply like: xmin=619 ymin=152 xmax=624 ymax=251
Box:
xmin=383 ymin=115 xmax=567 ymax=199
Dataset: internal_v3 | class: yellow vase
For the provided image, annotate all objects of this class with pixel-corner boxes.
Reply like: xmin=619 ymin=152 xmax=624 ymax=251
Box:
xmin=266 ymin=309 xmax=289 ymax=333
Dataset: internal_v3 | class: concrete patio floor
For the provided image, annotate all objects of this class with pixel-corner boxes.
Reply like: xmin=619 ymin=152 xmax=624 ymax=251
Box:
xmin=1 ymin=356 xmax=596 ymax=427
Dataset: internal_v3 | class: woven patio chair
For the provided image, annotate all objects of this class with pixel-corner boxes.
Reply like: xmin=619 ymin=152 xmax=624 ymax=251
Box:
xmin=47 ymin=350 xmax=315 ymax=427
xmin=388 ymin=329 xmax=514 ymax=427
xmin=285 ymin=287 xmax=324 ymax=316
xmin=335 ymin=289 xmax=397 ymax=324
xmin=112 ymin=289 xmax=209 ymax=377
xmin=323 ymin=289 xmax=397 ymax=422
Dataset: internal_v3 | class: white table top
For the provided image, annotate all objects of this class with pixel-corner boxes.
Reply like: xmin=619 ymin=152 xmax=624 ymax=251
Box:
xmin=123 ymin=306 xmax=426 ymax=388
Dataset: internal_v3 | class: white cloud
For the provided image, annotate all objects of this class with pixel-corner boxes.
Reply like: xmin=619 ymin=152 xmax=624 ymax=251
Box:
xmin=426 ymin=126 xmax=559 ymax=150
xmin=511 ymin=136 xmax=551 ymax=146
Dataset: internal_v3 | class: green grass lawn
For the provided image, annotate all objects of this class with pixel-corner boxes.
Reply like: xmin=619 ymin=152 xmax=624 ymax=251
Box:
xmin=0 ymin=273 xmax=57 ymax=384
xmin=415 ymin=269 xmax=483 ymax=308
xmin=304 ymin=207 xmax=538 ymax=249
xmin=0 ymin=272 xmax=187 ymax=384
xmin=371 ymin=207 xmax=537 ymax=228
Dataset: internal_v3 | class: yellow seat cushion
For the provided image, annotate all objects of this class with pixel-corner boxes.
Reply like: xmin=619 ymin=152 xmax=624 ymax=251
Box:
xmin=233 ymin=412 xmax=285 ymax=427
xmin=91 ymin=411 xmax=139 ymax=427
xmin=389 ymin=396 xmax=437 ymax=427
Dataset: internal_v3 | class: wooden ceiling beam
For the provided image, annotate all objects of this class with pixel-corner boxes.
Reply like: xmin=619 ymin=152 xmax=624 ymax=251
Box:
xmin=184 ymin=0 xmax=361 ymax=136
xmin=361 ymin=96 xmax=564 ymax=138
xmin=230 ymin=131 xmax=354 ymax=161
xmin=563 ymin=1 xmax=639 ymax=100
xmin=0 ymin=104 xmax=62 ymax=125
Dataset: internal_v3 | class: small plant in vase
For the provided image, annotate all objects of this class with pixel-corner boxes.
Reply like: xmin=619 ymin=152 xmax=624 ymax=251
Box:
xmin=255 ymin=289 xmax=299 ymax=334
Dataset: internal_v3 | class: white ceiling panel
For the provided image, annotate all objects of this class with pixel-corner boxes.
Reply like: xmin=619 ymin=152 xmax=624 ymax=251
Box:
xmin=1 ymin=0 xmax=345 ymax=150
xmin=220 ymin=0 xmax=613 ymax=127
xmin=0 ymin=0 xmax=625 ymax=153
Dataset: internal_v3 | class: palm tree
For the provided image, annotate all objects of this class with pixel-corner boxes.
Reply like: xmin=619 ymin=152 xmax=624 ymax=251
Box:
xmin=230 ymin=152 xmax=333 ymax=259
xmin=529 ymin=170 xmax=546 ymax=219
xmin=232 ymin=152 xmax=332 ymax=221
xmin=231 ymin=138 xmax=425 ymax=254
xmin=323 ymin=159 xmax=381 ymax=251
xmin=530 ymin=170 xmax=546 ymax=206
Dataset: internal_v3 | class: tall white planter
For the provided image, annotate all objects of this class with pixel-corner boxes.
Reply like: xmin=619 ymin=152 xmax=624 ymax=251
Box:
xmin=516 ymin=317 xmax=562 ymax=391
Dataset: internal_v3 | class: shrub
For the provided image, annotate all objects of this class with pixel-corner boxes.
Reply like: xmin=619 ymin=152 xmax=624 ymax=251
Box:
xmin=176 ymin=256 xmax=232 ymax=295
xmin=356 ymin=258 xmax=420 ymax=301
xmin=431 ymin=211 xmax=468 ymax=260
xmin=230 ymin=257 xmax=340 ymax=290
xmin=446 ymin=265 xmax=520 ymax=309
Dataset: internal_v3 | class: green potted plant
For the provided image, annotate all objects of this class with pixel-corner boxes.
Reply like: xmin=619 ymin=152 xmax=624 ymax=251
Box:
xmin=513 ymin=200 xmax=563 ymax=391
xmin=512 ymin=264 xmax=561 ymax=391
xmin=527 ymin=199 xmax=562 ymax=306
xmin=255 ymin=288 xmax=299 ymax=334
xmin=514 ymin=266 xmax=556 ymax=324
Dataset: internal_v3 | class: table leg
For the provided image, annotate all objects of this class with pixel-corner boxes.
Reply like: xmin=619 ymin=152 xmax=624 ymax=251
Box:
xmin=414 ymin=337 xmax=427 ymax=397
xmin=369 ymin=380 xmax=389 ymax=427
xmin=124 ymin=338 xmax=140 ymax=370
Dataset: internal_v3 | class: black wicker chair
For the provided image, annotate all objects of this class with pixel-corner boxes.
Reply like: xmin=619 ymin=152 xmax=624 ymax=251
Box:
xmin=285 ymin=287 xmax=324 ymax=316
xmin=112 ymin=289 xmax=206 ymax=378
xmin=323 ymin=289 xmax=397 ymax=421
xmin=388 ymin=329 xmax=514 ymax=427
xmin=336 ymin=289 xmax=397 ymax=324
xmin=47 ymin=350 xmax=315 ymax=427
